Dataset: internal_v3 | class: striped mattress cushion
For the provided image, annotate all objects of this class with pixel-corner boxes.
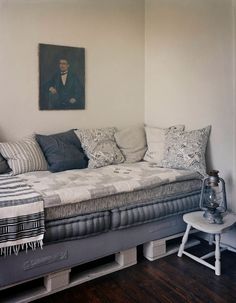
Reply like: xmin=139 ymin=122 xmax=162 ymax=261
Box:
xmin=0 ymin=137 xmax=48 ymax=175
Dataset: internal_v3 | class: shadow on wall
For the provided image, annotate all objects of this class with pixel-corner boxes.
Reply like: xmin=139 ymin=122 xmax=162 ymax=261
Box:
xmin=0 ymin=129 xmax=4 ymax=141
xmin=206 ymin=138 xmax=233 ymax=211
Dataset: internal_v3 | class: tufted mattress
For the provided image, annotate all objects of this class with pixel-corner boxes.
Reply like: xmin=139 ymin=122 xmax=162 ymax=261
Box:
xmin=20 ymin=162 xmax=202 ymax=243
xmin=43 ymin=190 xmax=201 ymax=243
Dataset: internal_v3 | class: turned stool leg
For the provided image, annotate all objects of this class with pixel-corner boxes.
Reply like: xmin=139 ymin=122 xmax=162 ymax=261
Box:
xmin=209 ymin=234 xmax=214 ymax=246
xmin=215 ymin=234 xmax=221 ymax=276
xmin=178 ymin=224 xmax=191 ymax=257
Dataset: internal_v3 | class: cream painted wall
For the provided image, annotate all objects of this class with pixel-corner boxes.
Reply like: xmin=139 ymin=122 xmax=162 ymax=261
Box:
xmin=145 ymin=0 xmax=235 ymax=210
xmin=1 ymin=0 xmax=236 ymax=211
xmin=0 ymin=0 xmax=145 ymax=140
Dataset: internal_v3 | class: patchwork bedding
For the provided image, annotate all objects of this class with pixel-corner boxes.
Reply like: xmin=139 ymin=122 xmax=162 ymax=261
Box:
xmin=0 ymin=161 xmax=201 ymax=244
xmin=20 ymin=162 xmax=203 ymax=221
xmin=44 ymin=179 xmax=201 ymax=221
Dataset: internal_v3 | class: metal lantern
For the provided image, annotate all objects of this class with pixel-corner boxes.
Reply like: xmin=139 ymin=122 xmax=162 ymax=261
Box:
xmin=199 ymin=170 xmax=227 ymax=224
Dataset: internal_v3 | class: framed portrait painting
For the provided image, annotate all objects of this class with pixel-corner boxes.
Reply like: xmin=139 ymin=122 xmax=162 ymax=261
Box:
xmin=39 ymin=44 xmax=85 ymax=110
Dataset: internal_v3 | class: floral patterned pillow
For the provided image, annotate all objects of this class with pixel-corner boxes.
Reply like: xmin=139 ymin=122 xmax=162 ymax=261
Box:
xmin=75 ymin=127 xmax=124 ymax=168
xmin=161 ymin=126 xmax=211 ymax=174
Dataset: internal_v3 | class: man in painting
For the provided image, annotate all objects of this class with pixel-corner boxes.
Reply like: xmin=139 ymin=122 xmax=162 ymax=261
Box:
xmin=47 ymin=58 xmax=81 ymax=109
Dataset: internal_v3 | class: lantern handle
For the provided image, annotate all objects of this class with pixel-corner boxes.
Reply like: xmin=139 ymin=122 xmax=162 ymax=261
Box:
xmin=199 ymin=177 xmax=209 ymax=210
xmin=219 ymin=177 xmax=227 ymax=211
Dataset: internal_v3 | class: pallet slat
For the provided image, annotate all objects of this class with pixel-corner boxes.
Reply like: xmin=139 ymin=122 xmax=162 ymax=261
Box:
xmin=143 ymin=231 xmax=200 ymax=261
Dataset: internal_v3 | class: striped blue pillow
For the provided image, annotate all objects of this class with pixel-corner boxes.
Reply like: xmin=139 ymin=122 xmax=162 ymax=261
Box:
xmin=0 ymin=137 xmax=48 ymax=175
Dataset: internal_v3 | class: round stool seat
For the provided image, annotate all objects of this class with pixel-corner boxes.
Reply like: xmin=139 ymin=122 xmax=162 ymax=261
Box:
xmin=183 ymin=211 xmax=236 ymax=234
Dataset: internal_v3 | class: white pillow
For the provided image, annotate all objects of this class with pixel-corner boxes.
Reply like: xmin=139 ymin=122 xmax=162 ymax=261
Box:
xmin=0 ymin=136 xmax=48 ymax=175
xmin=114 ymin=126 xmax=147 ymax=163
xmin=144 ymin=125 xmax=185 ymax=164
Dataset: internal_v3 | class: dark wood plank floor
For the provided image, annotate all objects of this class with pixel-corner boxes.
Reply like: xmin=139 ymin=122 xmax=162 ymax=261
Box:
xmin=35 ymin=242 xmax=236 ymax=303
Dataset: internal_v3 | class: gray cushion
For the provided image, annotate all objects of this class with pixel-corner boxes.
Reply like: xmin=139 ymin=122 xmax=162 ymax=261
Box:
xmin=36 ymin=130 xmax=88 ymax=173
xmin=114 ymin=126 xmax=147 ymax=163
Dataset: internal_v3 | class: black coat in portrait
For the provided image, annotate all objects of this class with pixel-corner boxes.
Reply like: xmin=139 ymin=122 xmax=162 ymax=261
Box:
xmin=45 ymin=71 xmax=84 ymax=110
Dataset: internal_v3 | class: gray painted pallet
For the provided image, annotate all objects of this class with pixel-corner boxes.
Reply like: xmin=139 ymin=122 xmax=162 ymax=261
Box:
xmin=1 ymin=231 xmax=200 ymax=303
xmin=1 ymin=248 xmax=137 ymax=303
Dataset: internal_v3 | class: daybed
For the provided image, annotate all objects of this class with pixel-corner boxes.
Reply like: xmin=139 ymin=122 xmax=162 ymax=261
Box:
xmin=0 ymin=125 xmax=210 ymax=302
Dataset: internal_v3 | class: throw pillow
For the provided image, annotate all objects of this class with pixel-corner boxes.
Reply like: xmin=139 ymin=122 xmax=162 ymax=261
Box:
xmin=0 ymin=154 xmax=10 ymax=174
xmin=75 ymin=127 xmax=124 ymax=168
xmin=0 ymin=136 xmax=48 ymax=175
xmin=161 ymin=125 xmax=211 ymax=174
xmin=144 ymin=125 xmax=185 ymax=164
xmin=114 ymin=126 xmax=147 ymax=163
xmin=36 ymin=130 xmax=88 ymax=173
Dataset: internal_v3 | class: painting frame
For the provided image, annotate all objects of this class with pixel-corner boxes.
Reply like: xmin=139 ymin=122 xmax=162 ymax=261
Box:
xmin=39 ymin=43 xmax=85 ymax=110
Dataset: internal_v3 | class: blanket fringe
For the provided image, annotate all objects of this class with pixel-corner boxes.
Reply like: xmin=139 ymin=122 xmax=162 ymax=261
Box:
xmin=0 ymin=240 xmax=43 ymax=257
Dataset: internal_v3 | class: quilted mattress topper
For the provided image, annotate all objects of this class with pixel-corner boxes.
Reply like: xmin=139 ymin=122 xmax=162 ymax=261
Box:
xmin=19 ymin=162 xmax=203 ymax=220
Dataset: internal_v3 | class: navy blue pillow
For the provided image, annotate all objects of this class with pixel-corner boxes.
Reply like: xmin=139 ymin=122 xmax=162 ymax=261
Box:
xmin=0 ymin=154 xmax=10 ymax=174
xmin=36 ymin=130 xmax=88 ymax=173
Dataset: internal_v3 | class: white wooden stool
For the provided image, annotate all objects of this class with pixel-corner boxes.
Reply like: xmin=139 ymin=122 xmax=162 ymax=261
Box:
xmin=178 ymin=211 xmax=236 ymax=276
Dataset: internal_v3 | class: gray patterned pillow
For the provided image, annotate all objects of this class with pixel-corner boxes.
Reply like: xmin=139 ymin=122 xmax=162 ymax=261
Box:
xmin=75 ymin=127 xmax=124 ymax=168
xmin=0 ymin=136 xmax=48 ymax=175
xmin=160 ymin=126 xmax=211 ymax=174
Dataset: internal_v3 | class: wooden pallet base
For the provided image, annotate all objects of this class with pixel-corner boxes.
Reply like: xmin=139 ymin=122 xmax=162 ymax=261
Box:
xmin=2 ymin=248 xmax=137 ymax=303
xmin=1 ymin=231 xmax=201 ymax=302
xmin=143 ymin=230 xmax=200 ymax=261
